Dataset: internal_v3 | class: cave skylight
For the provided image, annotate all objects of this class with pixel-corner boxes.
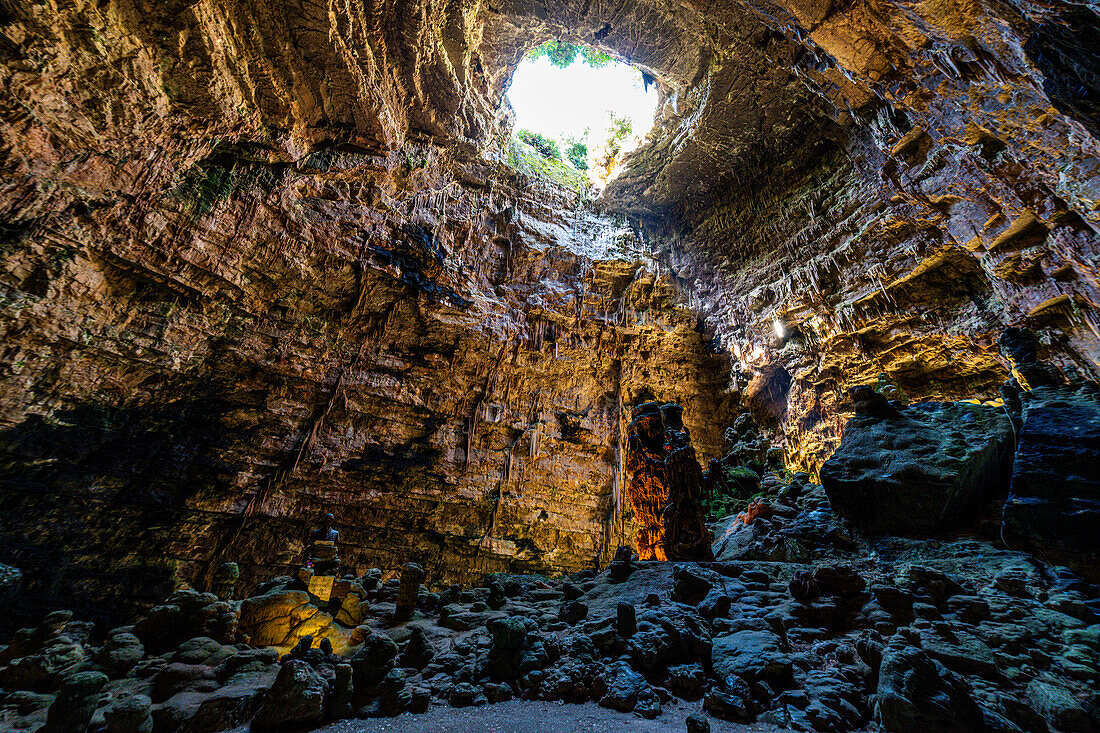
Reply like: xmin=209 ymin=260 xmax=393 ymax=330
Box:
xmin=506 ymin=41 xmax=658 ymax=188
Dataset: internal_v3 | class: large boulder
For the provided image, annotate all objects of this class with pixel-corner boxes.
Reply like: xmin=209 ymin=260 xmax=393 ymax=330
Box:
xmin=875 ymin=645 xmax=983 ymax=732
xmin=349 ymin=629 xmax=399 ymax=697
xmin=487 ymin=616 xmax=545 ymax=682
xmin=238 ymin=590 xmax=327 ymax=647
xmin=98 ymin=631 xmax=145 ymax=678
xmin=821 ymin=401 xmax=1013 ymax=533
xmin=1003 ymin=387 xmax=1100 ymax=564
xmin=710 ymin=629 xmax=791 ymax=685
xmin=41 ymin=670 xmax=107 ymax=733
xmin=598 ymin=661 xmax=660 ymax=718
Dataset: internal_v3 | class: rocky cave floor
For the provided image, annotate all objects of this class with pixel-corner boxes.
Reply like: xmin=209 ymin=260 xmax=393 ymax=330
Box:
xmin=2 ymin=475 xmax=1099 ymax=733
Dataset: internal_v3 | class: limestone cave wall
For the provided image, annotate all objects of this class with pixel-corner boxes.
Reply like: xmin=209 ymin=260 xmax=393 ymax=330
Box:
xmin=1 ymin=0 xmax=1098 ymax=621
xmin=601 ymin=0 xmax=1100 ymax=471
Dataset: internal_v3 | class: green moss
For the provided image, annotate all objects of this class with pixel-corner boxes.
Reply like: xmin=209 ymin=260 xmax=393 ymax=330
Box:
xmin=507 ymin=138 xmax=590 ymax=191
xmin=172 ymin=162 xmax=241 ymax=216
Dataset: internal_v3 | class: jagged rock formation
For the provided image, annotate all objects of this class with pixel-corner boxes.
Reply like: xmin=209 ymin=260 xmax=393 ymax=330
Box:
xmin=1 ymin=0 xmax=1099 ymax=622
xmin=624 ymin=402 xmax=713 ymax=561
xmin=1004 ymin=384 xmax=1100 ymax=574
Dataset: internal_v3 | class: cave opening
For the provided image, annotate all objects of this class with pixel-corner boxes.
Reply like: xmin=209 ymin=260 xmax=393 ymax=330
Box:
xmin=505 ymin=40 xmax=658 ymax=188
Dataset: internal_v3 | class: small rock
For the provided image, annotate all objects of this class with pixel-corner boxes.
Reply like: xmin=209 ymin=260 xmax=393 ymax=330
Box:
xmin=686 ymin=712 xmax=711 ymax=733
xmin=616 ymin=602 xmax=637 ymax=637
xmin=559 ymin=601 xmax=589 ymax=624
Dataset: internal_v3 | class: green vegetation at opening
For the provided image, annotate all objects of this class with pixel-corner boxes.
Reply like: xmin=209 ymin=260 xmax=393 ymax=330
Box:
xmin=526 ymin=40 xmax=613 ymax=69
xmin=507 ymin=39 xmax=645 ymax=185
xmin=516 ymin=130 xmax=560 ymax=160
xmin=507 ymin=136 xmax=589 ymax=191
xmin=565 ymin=140 xmax=589 ymax=170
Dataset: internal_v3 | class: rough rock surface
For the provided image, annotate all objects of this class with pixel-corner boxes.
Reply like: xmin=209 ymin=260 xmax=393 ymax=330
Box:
xmin=0 ymin=2 xmax=1099 ymax=731
xmin=1004 ymin=385 xmax=1100 ymax=568
xmin=625 ymin=402 xmax=714 ymax=561
xmin=0 ymin=0 xmax=1098 ymax=623
xmin=820 ymin=401 xmax=1014 ymax=533
xmin=0 ymin=466 xmax=1098 ymax=733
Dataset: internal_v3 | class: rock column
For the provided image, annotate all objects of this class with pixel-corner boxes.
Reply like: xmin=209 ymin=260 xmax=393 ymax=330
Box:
xmin=394 ymin=563 xmax=425 ymax=622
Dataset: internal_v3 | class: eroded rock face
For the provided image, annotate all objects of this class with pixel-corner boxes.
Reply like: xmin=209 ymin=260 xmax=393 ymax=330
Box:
xmin=0 ymin=140 xmax=735 ymax=619
xmin=1 ymin=0 xmax=1099 ymax=622
xmin=624 ymin=402 xmax=713 ymax=561
xmin=1004 ymin=385 xmax=1100 ymax=569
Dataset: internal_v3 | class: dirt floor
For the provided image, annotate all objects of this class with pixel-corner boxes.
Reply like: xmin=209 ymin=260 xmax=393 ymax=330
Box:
xmin=272 ymin=700 xmax=784 ymax=733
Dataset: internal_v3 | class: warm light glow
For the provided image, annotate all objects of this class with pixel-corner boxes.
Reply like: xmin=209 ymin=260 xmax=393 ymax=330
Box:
xmin=773 ymin=319 xmax=786 ymax=339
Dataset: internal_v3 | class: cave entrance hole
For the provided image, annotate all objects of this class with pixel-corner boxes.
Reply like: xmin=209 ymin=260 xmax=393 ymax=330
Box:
xmin=506 ymin=40 xmax=658 ymax=188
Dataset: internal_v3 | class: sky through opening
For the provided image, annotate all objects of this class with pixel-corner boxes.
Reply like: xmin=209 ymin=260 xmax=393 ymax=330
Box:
xmin=506 ymin=48 xmax=658 ymax=186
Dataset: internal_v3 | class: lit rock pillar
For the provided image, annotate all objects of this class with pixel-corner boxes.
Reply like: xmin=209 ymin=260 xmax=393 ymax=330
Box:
xmin=394 ymin=563 xmax=425 ymax=623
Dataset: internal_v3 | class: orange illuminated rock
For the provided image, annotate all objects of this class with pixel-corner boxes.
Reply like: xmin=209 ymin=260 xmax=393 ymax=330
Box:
xmin=625 ymin=402 xmax=714 ymax=561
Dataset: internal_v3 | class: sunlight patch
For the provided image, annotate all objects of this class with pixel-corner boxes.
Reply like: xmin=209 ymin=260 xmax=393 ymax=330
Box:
xmin=506 ymin=41 xmax=658 ymax=188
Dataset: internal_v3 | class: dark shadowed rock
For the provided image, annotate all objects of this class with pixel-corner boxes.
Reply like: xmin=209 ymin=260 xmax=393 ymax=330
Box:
xmin=875 ymin=645 xmax=982 ymax=732
xmin=686 ymin=711 xmax=711 ymax=733
xmin=252 ymin=660 xmax=326 ymax=729
xmin=711 ymin=629 xmax=791 ymax=684
xmin=672 ymin=565 xmax=714 ymax=606
xmin=350 ymin=630 xmax=399 ymax=691
xmin=821 ymin=401 xmax=1013 ymax=533
xmin=559 ymin=601 xmax=589 ymax=624
xmin=1004 ymin=387 xmax=1100 ymax=566
xmin=599 ymin=661 xmax=659 ymax=717
xmin=42 ymin=670 xmax=107 ymax=733
xmin=103 ymin=693 xmax=153 ymax=733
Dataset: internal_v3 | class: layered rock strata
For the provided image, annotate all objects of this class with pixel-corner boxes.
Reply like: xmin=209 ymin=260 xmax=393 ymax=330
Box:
xmin=3 ymin=0 xmax=1100 ymax=619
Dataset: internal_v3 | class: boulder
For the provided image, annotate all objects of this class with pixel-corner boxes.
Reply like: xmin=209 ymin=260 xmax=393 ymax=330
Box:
xmin=0 ymin=634 xmax=85 ymax=690
xmin=598 ymin=661 xmax=659 ymax=717
xmin=558 ymin=601 xmax=588 ymax=624
xmin=1026 ymin=679 xmax=1095 ymax=733
xmin=1003 ymin=387 xmax=1100 ymax=562
xmin=41 ymin=670 xmax=107 ymax=733
xmin=875 ymin=645 xmax=982 ymax=732
xmin=487 ymin=616 xmax=545 ymax=681
xmin=687 ymin=712 xmax=712 ymax=733
xmin=349 ymin=630 xmax=399 ymax=691
xmin=821 ymin=401 xmax=1013 ymax=533
xmin=251 ymin=660 xmax=326 ymax=729
xmin=238 ymin=590 xmax=312 ymax=646
xmin=711 ymin=629 xmax=791 ymax=684
xmin=103 ymin=694 xmax=153 ymax=733
xmin=98 ymin=632 xmax=144 ymax=678
xmin=398 ymin=624 xmax=434 ymax=669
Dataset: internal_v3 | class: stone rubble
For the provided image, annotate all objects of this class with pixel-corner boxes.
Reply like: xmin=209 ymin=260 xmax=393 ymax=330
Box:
xmin=2 ymin=454 xmax=1098 ymax=732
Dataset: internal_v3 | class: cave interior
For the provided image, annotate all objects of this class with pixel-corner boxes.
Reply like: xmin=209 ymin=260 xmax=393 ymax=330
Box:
xmin=0 ymin=0 xmax=1099 ymax=731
